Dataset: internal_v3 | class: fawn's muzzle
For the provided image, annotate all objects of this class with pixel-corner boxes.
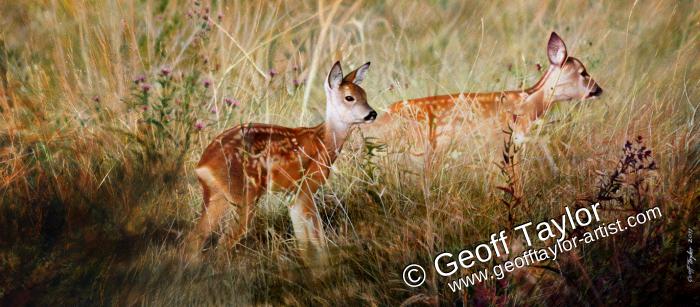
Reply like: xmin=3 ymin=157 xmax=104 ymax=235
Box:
xmin=364 ymin=110 xmax=377 ymax=122
xmin=588 ymin=85 xmax=603 ymax=98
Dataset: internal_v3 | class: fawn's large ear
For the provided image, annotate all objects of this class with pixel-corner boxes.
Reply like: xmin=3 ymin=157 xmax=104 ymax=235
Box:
xmin=343 ymin=62 xmax=371 ymax=85
xmin=327 ymin=61 xmax=343 ymax=89
xmin=547 ymin=32 xmax=568 ymax=66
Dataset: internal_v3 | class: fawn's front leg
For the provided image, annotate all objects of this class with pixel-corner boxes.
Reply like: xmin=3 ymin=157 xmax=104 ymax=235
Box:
xmin=289 ymin=180 xmax=327 ymax=263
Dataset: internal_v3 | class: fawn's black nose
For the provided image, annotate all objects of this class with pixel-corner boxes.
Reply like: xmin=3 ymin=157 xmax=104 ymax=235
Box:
xmin=590 ymin=85 xmax=603 ymax=97
xmin=364 ymin=110 xmax=377 ymax=122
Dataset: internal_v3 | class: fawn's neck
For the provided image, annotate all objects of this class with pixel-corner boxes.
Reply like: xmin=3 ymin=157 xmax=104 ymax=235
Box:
xmin=316 ymin=120 xmax=350 ymax=163
xmin=519 ymin=67 xmax=560 ymax=121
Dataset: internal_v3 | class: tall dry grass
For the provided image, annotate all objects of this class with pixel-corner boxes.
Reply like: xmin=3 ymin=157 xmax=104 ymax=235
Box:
xmin=0 ymin=0 xmax=698 ymax=305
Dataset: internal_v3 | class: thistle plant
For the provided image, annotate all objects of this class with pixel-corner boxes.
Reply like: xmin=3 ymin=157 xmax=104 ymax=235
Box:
xmin=126 ymin=68 xmax=207 ymax=176
xmin=497 ymin=125 xmax=523 ymax=229
xmin=593 ymin=135 xmax=657 ymax=210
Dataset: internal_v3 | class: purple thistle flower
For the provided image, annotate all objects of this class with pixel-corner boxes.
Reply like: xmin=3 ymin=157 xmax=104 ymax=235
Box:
xmin=292 ymin=79 xmax=301 ymax=87
xmin=160 ymin=67 xmax=172 ymax=77
xmin=224 ymin=97 xmax=240 ymax=107
xmin=217 ymin=13 xmax=223 ymax=21
xmin=142 ymin=105 xmax=149 ymax=111
xmin=203 ymin=78 xmax=212 ymax=88
xmin=268 ymin=68 xmax=277 ymax=78
xmin=210 ymin=105 xmax=218 ymax=114
xmin=92 ymin=95 xmax=100 ymax=103
xmin=195 ymin=120 xmax=205 ymax=130
xmin=134 ymin=75 xmax=146 ymax=84
xmin=141 ymin=83 xmax=152 ymax=93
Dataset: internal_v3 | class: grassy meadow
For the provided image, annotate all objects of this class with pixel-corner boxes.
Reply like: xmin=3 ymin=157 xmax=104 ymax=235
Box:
xmin=1 ymin=0 xmax=699 ymax=305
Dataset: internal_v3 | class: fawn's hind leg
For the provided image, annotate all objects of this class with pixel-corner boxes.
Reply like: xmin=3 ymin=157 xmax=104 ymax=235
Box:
xmin=185 ymin=188 xmax=232 ymax=256
xmin=219 ymin=186 xmax=259 ymax=250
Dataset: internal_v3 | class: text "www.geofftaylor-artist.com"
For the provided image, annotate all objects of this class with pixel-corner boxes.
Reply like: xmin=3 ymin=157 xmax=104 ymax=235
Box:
xmin=400 ymin=203 xmax=663 ymax=290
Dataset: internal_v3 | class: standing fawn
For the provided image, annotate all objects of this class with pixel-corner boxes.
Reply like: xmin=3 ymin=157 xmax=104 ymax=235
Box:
xmin=185 ymin=61 xmax=376 ymax=260
xmin=373 ymin=32 xmax=603 ymax=149
xmin=366 ymin=32 xmax=602 ymax=196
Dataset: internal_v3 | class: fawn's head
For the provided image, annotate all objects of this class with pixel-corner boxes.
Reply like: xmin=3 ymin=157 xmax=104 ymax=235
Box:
xmin=542 ymin=32 xmax=603 ymax=101
xmin=324 ymin=61 xmax=376 ymax=128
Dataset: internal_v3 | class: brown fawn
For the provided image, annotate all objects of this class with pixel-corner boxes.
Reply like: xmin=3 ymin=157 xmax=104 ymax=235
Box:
xmin=185 ymin=61 xmax=376 ymax=259
xmin=374 ymin=32 xmax=603 ymax=149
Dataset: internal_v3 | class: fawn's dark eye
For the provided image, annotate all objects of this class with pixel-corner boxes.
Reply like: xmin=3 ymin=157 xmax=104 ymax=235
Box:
xmin=345 ymin=96 xmax=355 ymax=102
